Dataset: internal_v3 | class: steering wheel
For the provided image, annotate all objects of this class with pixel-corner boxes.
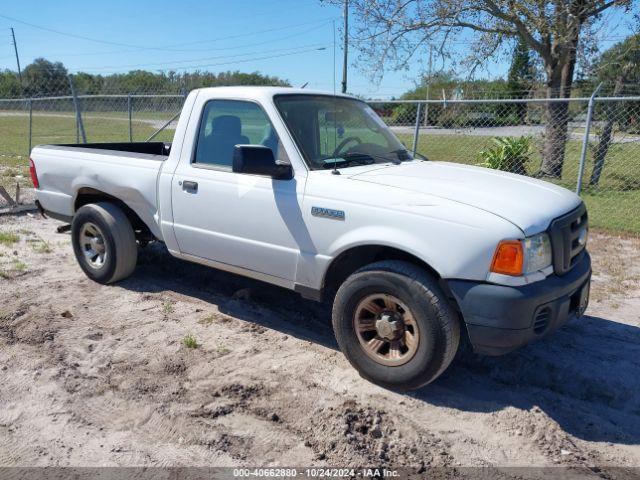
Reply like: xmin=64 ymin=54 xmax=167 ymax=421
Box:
xmin=332 ymin=136 xmax=362 ymax=157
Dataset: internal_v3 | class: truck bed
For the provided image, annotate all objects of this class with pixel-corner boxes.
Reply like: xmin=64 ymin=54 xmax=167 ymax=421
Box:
xmin=31 ymin=142 xmax=168 ymax=239
xmin=48 ymin=142 xmax=171 ymax=158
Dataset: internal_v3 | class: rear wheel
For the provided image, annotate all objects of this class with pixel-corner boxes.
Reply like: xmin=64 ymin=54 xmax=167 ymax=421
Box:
xmin=71 ymin=202 xmax=138 ymax=284
xmin=332 ymin=260 xmax=459 ymax=390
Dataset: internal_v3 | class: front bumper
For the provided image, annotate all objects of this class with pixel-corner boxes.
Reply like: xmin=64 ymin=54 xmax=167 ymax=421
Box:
xmin=447 ymin=252 xmax=591 ymax=356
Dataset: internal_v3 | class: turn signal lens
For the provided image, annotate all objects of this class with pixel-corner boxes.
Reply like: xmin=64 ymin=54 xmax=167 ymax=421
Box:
xmin=491 ymin=240 xmax=524 ymax=276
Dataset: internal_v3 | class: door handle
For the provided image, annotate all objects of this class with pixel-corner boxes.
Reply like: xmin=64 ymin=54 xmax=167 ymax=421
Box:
xmin=182 ymin=180 xmax=198 ymax=192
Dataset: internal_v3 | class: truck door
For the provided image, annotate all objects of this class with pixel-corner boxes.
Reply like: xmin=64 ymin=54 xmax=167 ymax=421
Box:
xmin=171 ymin=98 xmax=305 ymax=284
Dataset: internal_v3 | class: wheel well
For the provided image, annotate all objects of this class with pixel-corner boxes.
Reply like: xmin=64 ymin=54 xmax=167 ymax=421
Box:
xmin=322 ymin=245 xmax=466 ymax=339
xmin=324 ymin=245 xmax=441 ymax=294
xmin=74 ymin=188 xmax=152 ymax=238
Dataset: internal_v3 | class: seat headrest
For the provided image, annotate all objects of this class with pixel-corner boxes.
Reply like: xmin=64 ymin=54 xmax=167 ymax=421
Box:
xmin=211 ymin=115 xmax=242 ymax=136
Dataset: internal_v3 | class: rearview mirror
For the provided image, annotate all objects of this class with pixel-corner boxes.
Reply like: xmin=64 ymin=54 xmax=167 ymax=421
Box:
xmin=232 ymin=145 xmax=293 ymax=180
xmin=324 ymin=110 xmax=350 ymax=123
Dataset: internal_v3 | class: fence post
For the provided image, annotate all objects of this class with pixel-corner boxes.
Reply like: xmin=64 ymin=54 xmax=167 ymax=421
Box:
xmin=68 ymin=74 xmax=87 ymax=144
xmin=576 ymin=83 xmax=602 ymax=195
xmin=424 ymin=101 xmax=429 ymax=128
xmin=128 ymin=94 xmax=133 ymax=142
xmin=412 ymin=102 xmax=422 ymax=156
xmin=27 ymin=98 xmax=32 ymax=155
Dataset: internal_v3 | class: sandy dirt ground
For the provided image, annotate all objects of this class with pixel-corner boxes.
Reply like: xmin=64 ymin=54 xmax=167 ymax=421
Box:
xmin=0 ymin=212 xmax=639 ymax=475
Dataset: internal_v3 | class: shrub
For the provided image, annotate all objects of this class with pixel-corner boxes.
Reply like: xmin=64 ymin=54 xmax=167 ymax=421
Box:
xmin=478 ymin=136 xmax=532 ymax=175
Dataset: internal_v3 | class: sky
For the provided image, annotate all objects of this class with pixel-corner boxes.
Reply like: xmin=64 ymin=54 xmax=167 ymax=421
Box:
xmin=0 ymin=0 xmax=635 ymax=99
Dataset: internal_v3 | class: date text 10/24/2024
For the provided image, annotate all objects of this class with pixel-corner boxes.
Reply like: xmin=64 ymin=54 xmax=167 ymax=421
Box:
xmin=233 ymin=468 xmax=400 ymax=478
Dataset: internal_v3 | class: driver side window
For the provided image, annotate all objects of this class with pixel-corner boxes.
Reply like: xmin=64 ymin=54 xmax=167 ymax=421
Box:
xmin=194 ymin=100 xmax=288 ymax=167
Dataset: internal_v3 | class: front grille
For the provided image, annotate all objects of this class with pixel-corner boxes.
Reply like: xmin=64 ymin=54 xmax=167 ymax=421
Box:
xmin=533 ymin=307 xmax=551 ymax=334
xmin=547 ymin=203 xmax=588 ymax=275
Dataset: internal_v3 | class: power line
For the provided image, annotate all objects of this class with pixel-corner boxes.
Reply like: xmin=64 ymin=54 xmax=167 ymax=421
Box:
xmin=27 ymin=21 xmax=333 ymax=58
xmin=74 ymin=43 xmax=330 ymax=71
xmin=0 ymin=13 xmax=149 ymax=49
xmin=72 ymin=46 xmax=328 ymax=73
xmin=137 ymin=46 xmax=328 ymax=73
xmin=0 ymin=13 xmax=336 ymax=52
xmin=154 ymin=19 xmax=336 ymax=51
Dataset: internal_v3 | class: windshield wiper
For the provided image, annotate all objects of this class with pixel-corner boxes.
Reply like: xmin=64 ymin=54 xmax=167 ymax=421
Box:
xmin=343 ymin=151 xmax=405 ymax=166
xmin=322 ymin=153 xmax=377 ymax=169
xmin=322 ymin=150 xmax=420 ymax=170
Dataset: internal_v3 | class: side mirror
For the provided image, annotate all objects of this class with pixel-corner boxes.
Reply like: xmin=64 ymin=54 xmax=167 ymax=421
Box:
xmin=232 ymin=145 xmax=293 ymax=180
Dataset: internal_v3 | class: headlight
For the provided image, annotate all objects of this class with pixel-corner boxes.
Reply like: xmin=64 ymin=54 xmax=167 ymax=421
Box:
xmin=523 ymin=233 xmax=552 ymax=274
xmin=491 ymin=233 xmax=552 ymax=276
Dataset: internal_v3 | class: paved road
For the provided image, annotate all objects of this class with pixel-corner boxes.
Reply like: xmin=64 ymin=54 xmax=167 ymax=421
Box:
xmin=389 ymin=124 xmax=640 ymax=144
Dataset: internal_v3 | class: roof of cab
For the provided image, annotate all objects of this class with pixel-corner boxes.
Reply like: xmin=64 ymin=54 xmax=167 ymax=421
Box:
xmin=191 ymin=86 xmax=356 ymax=102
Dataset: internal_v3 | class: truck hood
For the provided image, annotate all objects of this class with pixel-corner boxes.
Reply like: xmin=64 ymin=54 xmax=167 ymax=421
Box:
xmin=348 ymin=161 xmax=582 ymax=235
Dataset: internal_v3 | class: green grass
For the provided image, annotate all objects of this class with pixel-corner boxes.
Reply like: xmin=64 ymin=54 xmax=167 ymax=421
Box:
xmin=182 ymin=334 xmax=199 ymax=349
xmin=162 ymin=300 xmax=175 ymax=314
xmin=0 ymin=110 xmax=176 ymax=156
xmin=13 ymin=260 xmax=26 ymax=271
xmin=0 ymin=110 xmax=176 ymax=190
xmin=582 ymin=190 xmax=640 ymax=234
xmin=398 ymin=133 xmax=640 ymax=234
xmin=0 ymin=231 xmax=20 ymax=246
xmin=0 ymin=259 xmax=27 ymax=279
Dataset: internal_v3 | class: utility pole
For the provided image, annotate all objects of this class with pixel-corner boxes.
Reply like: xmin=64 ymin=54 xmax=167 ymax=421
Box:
xmin=341 ymin=0 xmax=348 ymax=94
xmin=10 ymin=28 xmax=23 ymax=87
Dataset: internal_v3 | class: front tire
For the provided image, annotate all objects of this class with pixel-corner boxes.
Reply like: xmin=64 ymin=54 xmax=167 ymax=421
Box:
xmin=71 ymin=202 xmax=138 ymax=284
xmin=332 ymin=260 xmax=459 ymax=390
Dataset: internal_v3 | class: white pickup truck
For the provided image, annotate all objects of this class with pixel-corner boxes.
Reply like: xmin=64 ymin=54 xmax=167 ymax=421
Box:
xmin=30 ymin=87 xmax=591 ymax=389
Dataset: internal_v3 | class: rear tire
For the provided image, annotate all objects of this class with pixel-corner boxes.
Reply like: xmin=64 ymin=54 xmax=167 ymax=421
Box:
xmin=332 ymin=260 xmax=459 ymax=390
xmin=71 ymin=202 xmax=138 ymax=284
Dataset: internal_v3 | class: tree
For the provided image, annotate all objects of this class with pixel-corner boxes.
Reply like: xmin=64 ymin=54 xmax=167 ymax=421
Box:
xmin=588 ymin=34 xmax=640 ymax=186
xmin=506 ymin=38 xmax=533 ymax=122
xmin=0 ymin=62 xmax=291 ymax=97
xmin=0 ymin=70 xmax=22 ymax=98
xmin=23 ymin=58 xmax=69 ymax=97
xmin=330 ymin=0 xmax=634 ymax=177
xmin=393 ymin=73 xmax=513 ymax=125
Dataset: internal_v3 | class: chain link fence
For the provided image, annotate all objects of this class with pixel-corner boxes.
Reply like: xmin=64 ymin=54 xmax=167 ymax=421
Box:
xmin=0 ymin=93 xmax=184 ymax=153
xmin=0 ymin=85 xmax=638 ymax=234
xmin=370 ymin=96 xmax=640 ymax=234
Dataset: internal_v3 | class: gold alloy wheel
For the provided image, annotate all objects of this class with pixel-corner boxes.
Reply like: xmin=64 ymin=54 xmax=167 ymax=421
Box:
xmin=353 ymin=293 xmax=420 ymax=366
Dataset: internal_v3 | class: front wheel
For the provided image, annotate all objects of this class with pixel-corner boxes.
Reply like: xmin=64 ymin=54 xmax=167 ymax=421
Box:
xmin=71 ymin=202 xmax=138 ymax=284
xmin=332 ymin=260 xmax=460 ymax=390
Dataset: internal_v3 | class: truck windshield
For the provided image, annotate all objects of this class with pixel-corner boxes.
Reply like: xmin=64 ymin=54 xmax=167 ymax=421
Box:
xmin=274 ymin=94 xmax=413 ymax=170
